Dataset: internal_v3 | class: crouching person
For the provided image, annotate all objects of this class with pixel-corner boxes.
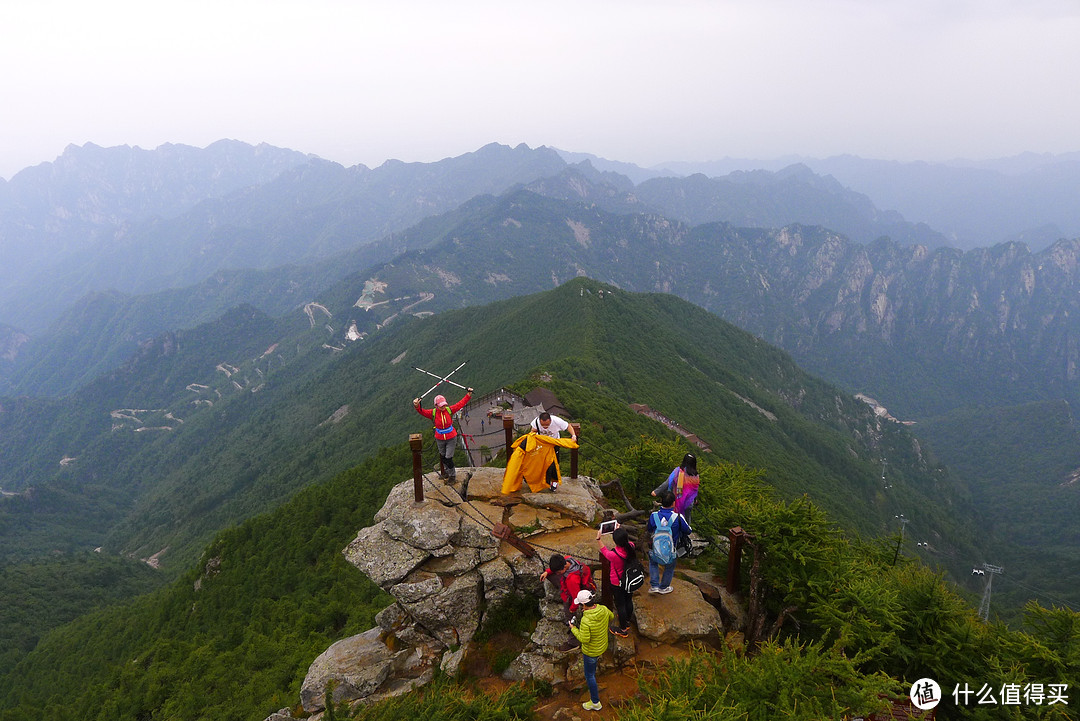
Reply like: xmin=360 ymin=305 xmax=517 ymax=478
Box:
xmin=541 ymin=553 xmax=598 ymax=650
xmin=569 ymin=589 xmax=613 ymax=712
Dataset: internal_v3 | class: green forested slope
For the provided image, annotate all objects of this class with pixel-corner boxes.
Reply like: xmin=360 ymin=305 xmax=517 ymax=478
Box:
xmin=916 ymin=401 xmax=1080 ymax=617
xmin=0 ymin=554 xmax=162 ymax=678
xmin=3 ymin=278 xmax=966 ymax=572
xmin=2 ymin=390 xmax=1074 ymax=720
xmin=0 ymin=278 xmax=993 ymax=710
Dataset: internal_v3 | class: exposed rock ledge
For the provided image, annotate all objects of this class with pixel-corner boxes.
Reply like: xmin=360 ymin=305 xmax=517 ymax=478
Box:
xmin=275 ymin=466 xmax=733 ymax=720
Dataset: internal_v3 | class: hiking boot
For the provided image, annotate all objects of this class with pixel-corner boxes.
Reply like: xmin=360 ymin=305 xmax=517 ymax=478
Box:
xmin=582 ymin=701 xmax=602 ymax=711
xmin=610 ymin=626 xmax=629 ymax=638
xmin=659 ymin=586 xmax=674 ymax=594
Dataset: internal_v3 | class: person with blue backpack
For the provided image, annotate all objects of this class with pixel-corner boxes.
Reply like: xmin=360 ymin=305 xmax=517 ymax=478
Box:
xmin=647 ymin=490 xmax=692 ymax=594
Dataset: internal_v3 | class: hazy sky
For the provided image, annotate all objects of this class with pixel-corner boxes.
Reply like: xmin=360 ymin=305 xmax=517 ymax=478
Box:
xmin=3 ymin=0 xmax=1079 ymax=179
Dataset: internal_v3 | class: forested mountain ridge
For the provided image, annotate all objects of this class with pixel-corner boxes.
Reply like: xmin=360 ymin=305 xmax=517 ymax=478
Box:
xmin=916 ymin=400 xmax=1080 ymax=613
xmin=0 ymin=141 xmax=947 ymax=342
xmin=286 ymin=184 xmax=1080 ymax=418
xmin=0 ymin=279 xmax=974 ymax=579
xmin=7 ymin=281 xmax=1060 ymax=721
xmin=0 ymin=142 xmax=567 ymax=332
xmin=0 ymin=140 xmax=313 ymax=331
xmin=14 ymin=173 xmax=1080 ymax=420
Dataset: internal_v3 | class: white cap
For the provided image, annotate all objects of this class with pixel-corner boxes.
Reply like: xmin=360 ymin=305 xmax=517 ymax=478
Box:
xmin=575 ymin=589 xmax=595 ymax=606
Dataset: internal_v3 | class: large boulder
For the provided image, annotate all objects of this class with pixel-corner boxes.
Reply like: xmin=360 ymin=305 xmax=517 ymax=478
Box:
xmin=374 ymin=602 xmax=443 ymax=650
xmin=677 ymin=569 xmax=747 ymax=632
xmin=262 ymin=710 xmax=293 ymax=721
xmin=503 ymin=548 xmax=547 ymax=596
xmin=502 ymin=650 xmax=557 ymax=683
xmin=634 ymin=577 xmax=724 ymax=643
xmin=395 ymin=571 xmax=483 ymax=647
xmin=529 ymin=525 xmax=603 ymax=567
xmin=375 ymin=476 xmax=463 ymax=524
xmin=508 ymin=505 xmax=574 ymax=535
xmin=522 ymin=491 xmax=601 ymax=524
xmin=343 ymin=525 xmax=430 ymax=589
xmin=422 ymin=545 xmax=495 ymax=575
xmin=381 ymin=498 xmax=462 ymax=550
xmin=531 ymin=617 xmax=575 ymax=650
xmin=477 ymin=557 xmax=516 ymax=607
xmin=300 ymin=628 xmax=394 ymax=713
xmin=464 ymin=467 xmax=506 ymax=500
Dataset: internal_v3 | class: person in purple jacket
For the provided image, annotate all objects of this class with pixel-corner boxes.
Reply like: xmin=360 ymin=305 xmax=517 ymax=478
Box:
xmin=651 ymin=452 xmax=700 ymax=524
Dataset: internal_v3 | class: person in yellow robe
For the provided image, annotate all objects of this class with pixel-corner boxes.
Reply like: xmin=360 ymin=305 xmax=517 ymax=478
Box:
xmin=501 ymin=433 xmax=579 ymax=494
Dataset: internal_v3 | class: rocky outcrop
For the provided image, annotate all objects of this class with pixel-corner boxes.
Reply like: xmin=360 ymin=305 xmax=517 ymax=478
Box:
xmin=280 ymin=466 xmax=728 ymax=718
xmin=635 ymin=578 xmax=723 ymax=644
xmin=300 ymin=629 xmax=394 ymax=712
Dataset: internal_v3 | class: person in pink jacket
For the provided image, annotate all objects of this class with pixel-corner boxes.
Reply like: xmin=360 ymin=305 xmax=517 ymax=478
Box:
xmin=598 ymin=525 xmax=636 ymax=637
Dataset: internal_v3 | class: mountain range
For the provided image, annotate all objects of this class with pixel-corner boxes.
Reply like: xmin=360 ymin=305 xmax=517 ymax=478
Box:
xmin=644 ymin=151 xmax=1080 ymax=250
xmin=2 ymin=140 xmax=1078 ymax=717
xmin=3 ymin=144 xmax=1079 ymax=601
xmin=1 ymin=279 xmax=1074 ymax=720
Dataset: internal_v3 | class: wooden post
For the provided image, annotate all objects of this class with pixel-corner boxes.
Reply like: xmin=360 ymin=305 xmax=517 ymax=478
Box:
xmin=503 ymin=412 xmax=514 ymax=458
xmin=491 ymin=523 xmax=536 ymax=558
xmin=726 ymin=526 xmax=748 ymax=593
xmin=410 ymin=434 xmax=424 ymax=502
xmin=570 ymin=422 xmax=581 ymax=479
xmin=599 ymin=554 xmax=613 ymax=610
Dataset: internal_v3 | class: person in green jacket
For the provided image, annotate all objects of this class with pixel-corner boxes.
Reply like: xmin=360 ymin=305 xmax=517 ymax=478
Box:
xmin=569 ymin=589 xmax=614 ymax=711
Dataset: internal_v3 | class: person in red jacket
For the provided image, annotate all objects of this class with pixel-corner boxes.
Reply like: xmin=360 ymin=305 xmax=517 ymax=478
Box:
xmin=413 ymin=388 xmax=472 ymax=481
xmin=540 ymin=553 xmax=594 ymax=650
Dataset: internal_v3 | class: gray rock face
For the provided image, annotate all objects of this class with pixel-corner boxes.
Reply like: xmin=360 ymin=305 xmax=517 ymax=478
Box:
xmin=677 ymin=569 xmax=747 ymax=631
xmin=381 ymin=498 xmax=463 ymax=550
xmin=502 ymin=650 xmax=556 ymax=683
xmin=391 ymin=574 xmax=443 ymax=604
xmin=505 ymin=550 xmax=547 ymax=596
xmin=290 ymin=468 xmax=723 ymax=714
xmin=463 ymin=467 xmax=506 ymax=500
xmin=375 ymin=474 xmax=463 ymax=523
xmin=521 ymin=491 xmax=601 ymax=524
xmin=300 ymin=628 xmax=394 ymax=713
xmin=375 ymin=602 xmax=442 ymax=649
xmin=398 ymin=571 xmax=483 ymax=647
xmin=531 ymin=617 xmax=574 ymax=649
xmin=262 ymin=710 xmax=293 ymax=721
xmin=478 ymin=557 xmax=516 ymax=606
xmin=634 ymin=577 xmax=723 ymax=643
xmin=343 ymin=525 xmax=430 ymax=589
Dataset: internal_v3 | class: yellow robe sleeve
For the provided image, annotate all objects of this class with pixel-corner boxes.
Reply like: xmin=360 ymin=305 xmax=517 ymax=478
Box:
xmin=501 ymin=435 xmax=530 ymax=494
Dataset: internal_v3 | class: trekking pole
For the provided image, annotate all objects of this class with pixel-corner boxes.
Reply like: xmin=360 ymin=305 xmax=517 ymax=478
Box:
xmin=418 ymin=360 xmax=468 ymax=399
xmin=412 ymin=365 xmax=469 ymax=391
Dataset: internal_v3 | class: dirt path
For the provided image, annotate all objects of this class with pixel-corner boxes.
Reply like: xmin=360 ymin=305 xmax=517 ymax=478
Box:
xmin=478 ymin=632 xmax=696 ymax=720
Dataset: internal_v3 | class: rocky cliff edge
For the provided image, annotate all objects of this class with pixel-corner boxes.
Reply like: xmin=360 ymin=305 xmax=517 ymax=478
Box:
xmin=271 ymin=467 xmax=735 ymax=720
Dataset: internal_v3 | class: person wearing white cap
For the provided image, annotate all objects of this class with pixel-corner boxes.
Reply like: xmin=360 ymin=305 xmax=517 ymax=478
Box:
xmin=413 ymin=388 xmax=472 ymax=480
xmin=568 ymin=589 xmax=613 ymax=712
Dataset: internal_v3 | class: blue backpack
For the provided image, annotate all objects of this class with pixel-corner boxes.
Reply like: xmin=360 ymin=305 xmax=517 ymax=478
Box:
xmin=649 ymin=511 xmax=678 ymax=566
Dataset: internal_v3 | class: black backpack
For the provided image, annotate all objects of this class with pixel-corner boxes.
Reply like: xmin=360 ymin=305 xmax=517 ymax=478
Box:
xmin=619 ymin=549 xmax=646 ymax=594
